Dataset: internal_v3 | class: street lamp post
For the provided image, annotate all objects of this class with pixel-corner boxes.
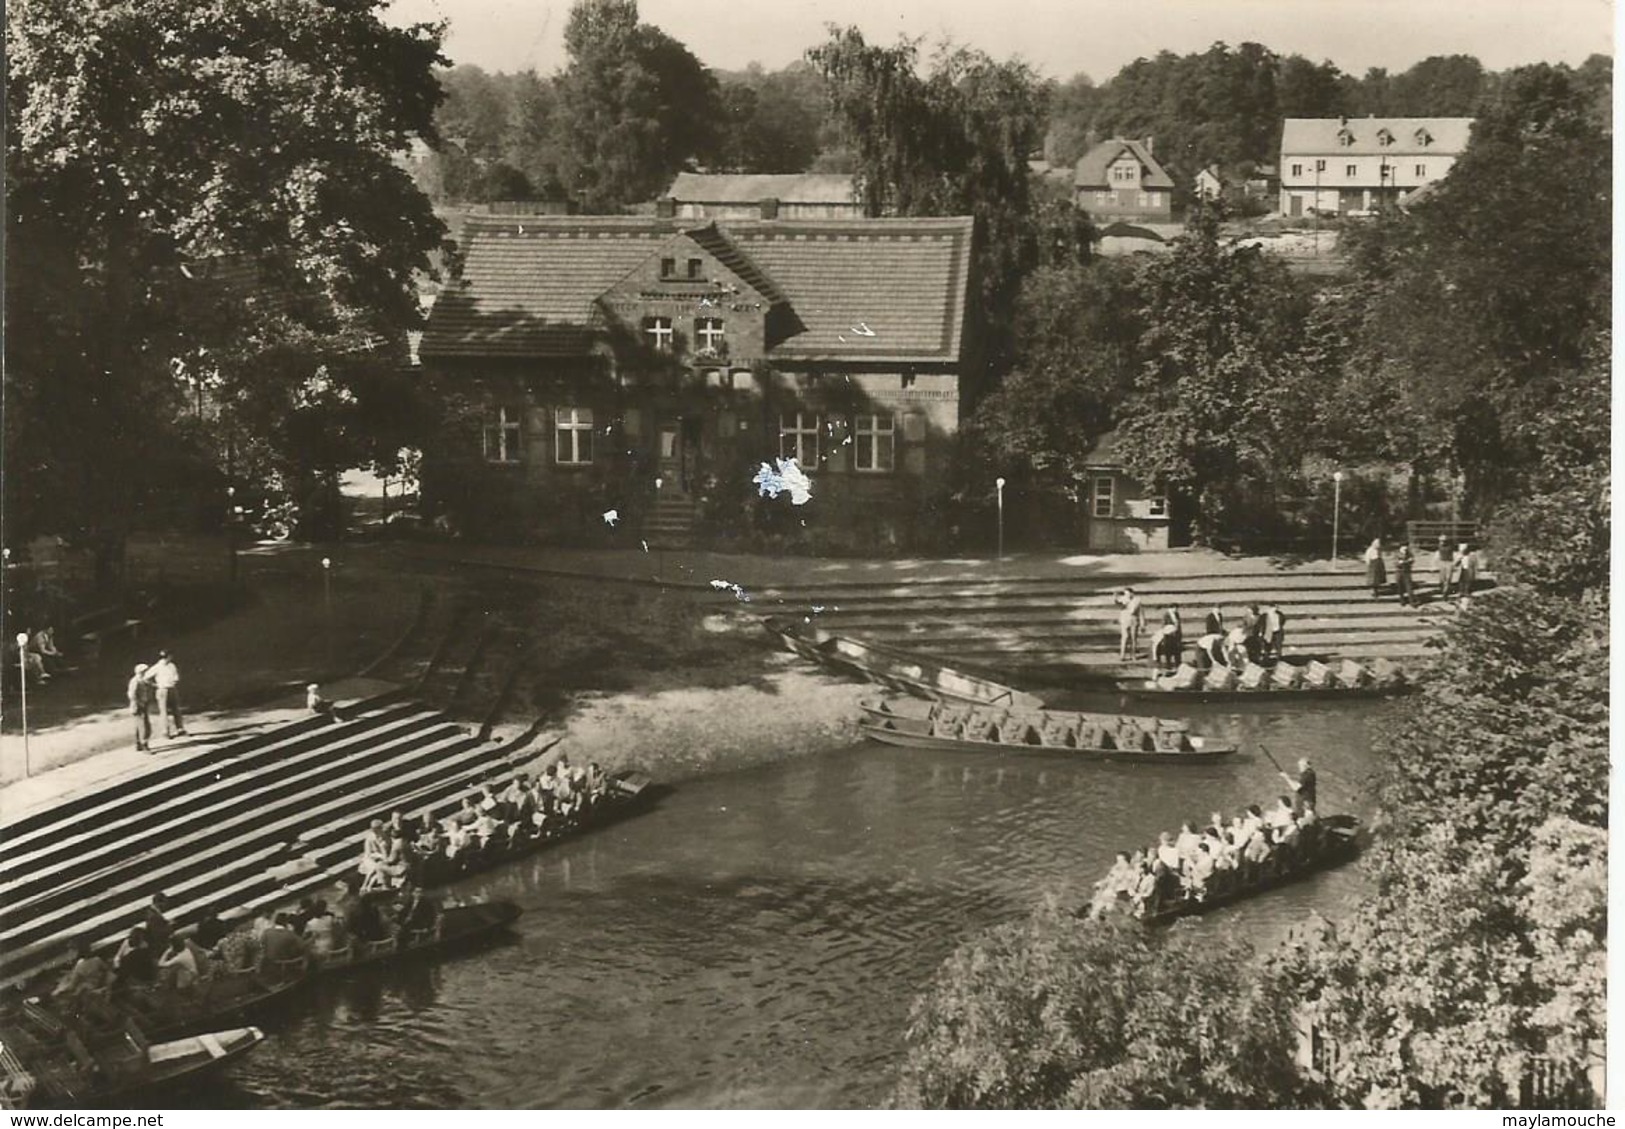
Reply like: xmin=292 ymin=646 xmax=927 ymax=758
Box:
xmin=995 ymin=477 xmax=1006 ymax=562
xmin=652 ymin=477 xmax=665 ymax=584
xmin=1332 ymin=470 xmax=1345 ymax=565
xmin=226 ymin=486 xmax=238 ymax=585
xmin=16 ymin=632 xmax=30 ymax=778
xmin=321 ymin=557 xmax=333 ymax=666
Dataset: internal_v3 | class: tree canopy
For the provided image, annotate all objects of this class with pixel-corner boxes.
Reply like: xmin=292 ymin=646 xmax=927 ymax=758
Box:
xmin=5 ymin=0 xmax=447 ymax=552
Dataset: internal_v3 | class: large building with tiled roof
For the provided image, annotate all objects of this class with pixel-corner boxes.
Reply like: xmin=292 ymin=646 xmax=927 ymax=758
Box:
xmin=662 ymin=173 xmax=866 ymax=220
xmin=418 ymin=209 xmax=976 ymax=549
xmin=1073 ymin=138 xmax=1175 ymax=220
xmin=1279 ymin=117 xmax=1474 ymax=217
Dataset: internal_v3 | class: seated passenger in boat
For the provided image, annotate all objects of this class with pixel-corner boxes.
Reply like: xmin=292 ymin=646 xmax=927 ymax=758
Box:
xmin=359 ymin=820 xmax=392 ymax=886
xmin=500 ymin=774 xmax=528 ymax=814
xmin=56 ymin=938 xmax=113 ymax=1002
xmin=1223 ymin=626 xmax=1252 ymax=671
xmin=1154 ymin=831 xmax=1182 ymax=872
xmin=194 ymin=907 xmax=230 ymax=952
xmin=1266 ymin=796 xmax=1297 ymax=831
xmin=536 ymin=765 xmax=559 ymax=814
xmin=1092 ymin=851 xmax=1136 ymax=912
xmin=259 ymin=913 xmax=308 ymax=971
xmin=1187 ymin=842 xmax=1217 ymax=899
xmin=114 ymin=925 xmax=157 ymax=986
xmin=343 ymin=882 xmax=386 ymax=944
xmin=157 ymin=935 xmax=200 ymax=990
xmin=453 ymin=795 xmax=481 ymax=827
xmin=1243 ymin=826 xmax=1273 ymax=869
xmin=587 ymin=762 xmax=607 ymax=800
xmin=553 ymin=765 xmax=578 ymax=818
xmin=387 ymin=810 xmax=420 ymax=844
xmin=303 ymin=899 xmax=342 ymax=955
xmin=1131 ymin=863 xmax=1158 ymax=916
xmin=1175 ymin=820 xmax=1202 ymax=863
xmin=216 ymin=920 xmax=259 ymax=972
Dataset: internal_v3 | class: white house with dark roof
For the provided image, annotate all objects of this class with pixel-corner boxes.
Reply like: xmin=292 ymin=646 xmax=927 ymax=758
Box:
xmin=418 ymin=210 xmax=976 ymax=550
xmin=661 ymin=173 xmax=865 ymax=220
xmin=1073 ymin=138 xmax=1175 ymax=220
xmin=1279 ymin=117 xmax=1474 ymax=217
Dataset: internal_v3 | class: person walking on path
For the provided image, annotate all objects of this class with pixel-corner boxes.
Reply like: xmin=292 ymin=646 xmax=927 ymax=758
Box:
xmin=1394 ymin=543 xmax=1415 ymax=607
xmin=148 ymin=650 xmax=186 ymax=738
xmin=1456 ymin=544 xmax=1479 ymax=608
xmin=1363 ymin=538 xmax=1387 ymax=598
xmin=1435 ymin=536 xmax=1454 ymax=602
xmin=1116 ymin=588 xmax=1145 ymax=661
xmin=127 ymin=663 xmax=155 ymax=752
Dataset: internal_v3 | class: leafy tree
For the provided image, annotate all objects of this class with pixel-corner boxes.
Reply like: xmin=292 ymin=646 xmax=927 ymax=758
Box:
xmin=1043 ymin=72 xmax=1100 ymax=167
xmin=1341 ymin=64 xmax=1609 ymax=514
xmin=893 ymin=903 xmax=1314 ymax=1109
xmin=714 ymin=61 xmax=832 ymax=172
xmin=5 ymin=0 xmax=446 ymax=565
xmin=550 ymin=0 xmax=720 ymax=210
xmin=970 ymin=258 xmax=1139 ymax=489
xmin=1112 ymin=206 xmax=1316 ymax=540
xmin=1384 ymin=54 xmax=1488 ymax=116
xmin=808 ymin=27 xmax=1049 ymax=386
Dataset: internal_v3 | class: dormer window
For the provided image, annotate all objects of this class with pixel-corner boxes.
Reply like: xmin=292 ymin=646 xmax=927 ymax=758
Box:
xmin=686 ymin=258 xmax=703 ymax=280
xmin=659 ymin=257 xmax=676 ymax=278
xmin=1376 ymin=128 xmax=1395 ymax=147
xmin=1414 ymin=128 xmax=1433 ymax=147
xmin=1337 ymin=128 xmax=1354 ymax=147
xmin=643 ymin=316 xmax=673 ymax=352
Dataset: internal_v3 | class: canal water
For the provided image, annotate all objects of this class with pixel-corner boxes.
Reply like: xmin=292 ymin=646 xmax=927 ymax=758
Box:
xmin=198 ymin=700 xmax=1390 ymax=1109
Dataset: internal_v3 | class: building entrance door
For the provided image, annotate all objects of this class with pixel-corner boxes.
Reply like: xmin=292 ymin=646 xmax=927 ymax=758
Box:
xmin=657 ymin=421 xmax=686 ymax=494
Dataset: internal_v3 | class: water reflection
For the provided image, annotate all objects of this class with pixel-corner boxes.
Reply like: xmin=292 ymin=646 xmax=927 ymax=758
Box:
xmin=206 ymin=700 xmax=1389 ymax=1109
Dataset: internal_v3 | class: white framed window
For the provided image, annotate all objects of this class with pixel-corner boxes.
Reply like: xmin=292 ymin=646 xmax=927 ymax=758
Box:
xmin=1111 ymin=163 xmax=1136 ymax=182
xmin=853 ymin=414 xmax=896 ymax=473
xmin=779 ymin=412 xmax=820 ymax=468
xmin=1092 ymin=475 xmax=1114 ymax=518
xmin=483 ymin=406 xmax=523 ymax=464
xmin=1148 ymin=496 xmax=1168 ymax=518
xmin=643 ymin=316 xmax=673 ymax=352
xmin=554 ymin=407 xmax=594 ymax=465
xmin=695 ymin=317 xmax=725 ymax=352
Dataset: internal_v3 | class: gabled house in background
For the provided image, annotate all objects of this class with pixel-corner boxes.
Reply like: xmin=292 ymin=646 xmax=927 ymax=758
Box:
xmin=1073 ymin=138 xmax=1175 ymax=220
xmin=1279 ymin=117 xmax=1474 ymax=217
xmin=417 ymin=207 xmax=976 ymax=551
xmin=1193 ymin=165 xmax=1225 ymax=201
xmin=660 ymin=173 xmax=867 ymax=220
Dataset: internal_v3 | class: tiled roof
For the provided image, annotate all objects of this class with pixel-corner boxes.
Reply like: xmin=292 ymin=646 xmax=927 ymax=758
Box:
xmin=1074 ymin=139 xmax=1175 ymax=190
xmin=664 ymin=172 xmax=858 ymax=205
xmin=1281 ymin=117 xmax=1475 ymax=156
xmin=421 ymin=215 xmax=974 ymax=365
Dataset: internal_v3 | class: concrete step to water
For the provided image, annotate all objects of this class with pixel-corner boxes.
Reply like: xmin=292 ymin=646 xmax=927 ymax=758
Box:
xmin=0 ymin=702 xmax=431 ymax=891
xmin=1 ymin=722 xmax=504 ymax=974
xmin=827 ymin=611 xmax=1444 ymax=638
xmin=1 ymin=719 xmax=474 ymax=940
xmin=734 ymin=571 xmax=1483 ymax=602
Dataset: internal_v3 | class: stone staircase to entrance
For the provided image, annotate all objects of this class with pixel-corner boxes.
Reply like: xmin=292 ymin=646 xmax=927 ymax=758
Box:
xmin=725 ymin=565 xmax=1482 ymax=685
xmin=644 ymin=495 xmax=697 ymax=548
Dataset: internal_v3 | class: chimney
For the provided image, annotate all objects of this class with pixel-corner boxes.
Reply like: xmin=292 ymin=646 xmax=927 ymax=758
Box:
xmin=759 ymin=197 xmax=780 ymax=220
xmin=1142 ymin=136 xmax=1154 ymax=155
xmin=655 ymin=196 xmax=676 ymax=219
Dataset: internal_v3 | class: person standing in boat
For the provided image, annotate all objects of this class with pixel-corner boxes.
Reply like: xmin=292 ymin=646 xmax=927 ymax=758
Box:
xmin=1278 ymin=758 xmax=1317 ymax=812
xmin=1363 ymin=538 xmax=1387 ymax=598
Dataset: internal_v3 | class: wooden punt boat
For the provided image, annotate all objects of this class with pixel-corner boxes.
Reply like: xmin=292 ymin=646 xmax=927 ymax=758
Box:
xmin=858 ymin=696 xmax=1236 ymax=763
xmin=1088 ymin=814 xmax=1362 ymax=926
xmin=0 ymin=998 xmax=263 ymax=1109
xmin=764 ymin=616 xmax=1046 ymax=710
xmin=1115 ymin=657 xmax=1412 ymax=703
xmin=344 ymin=772 xmax=660 ymax=891
xmin=103 ymin=898 xmax=522 ymax=1041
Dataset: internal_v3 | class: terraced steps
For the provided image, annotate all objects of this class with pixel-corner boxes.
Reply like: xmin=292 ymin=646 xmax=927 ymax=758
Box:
xmin=0 ymin=688 xmax=531 ymax=985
